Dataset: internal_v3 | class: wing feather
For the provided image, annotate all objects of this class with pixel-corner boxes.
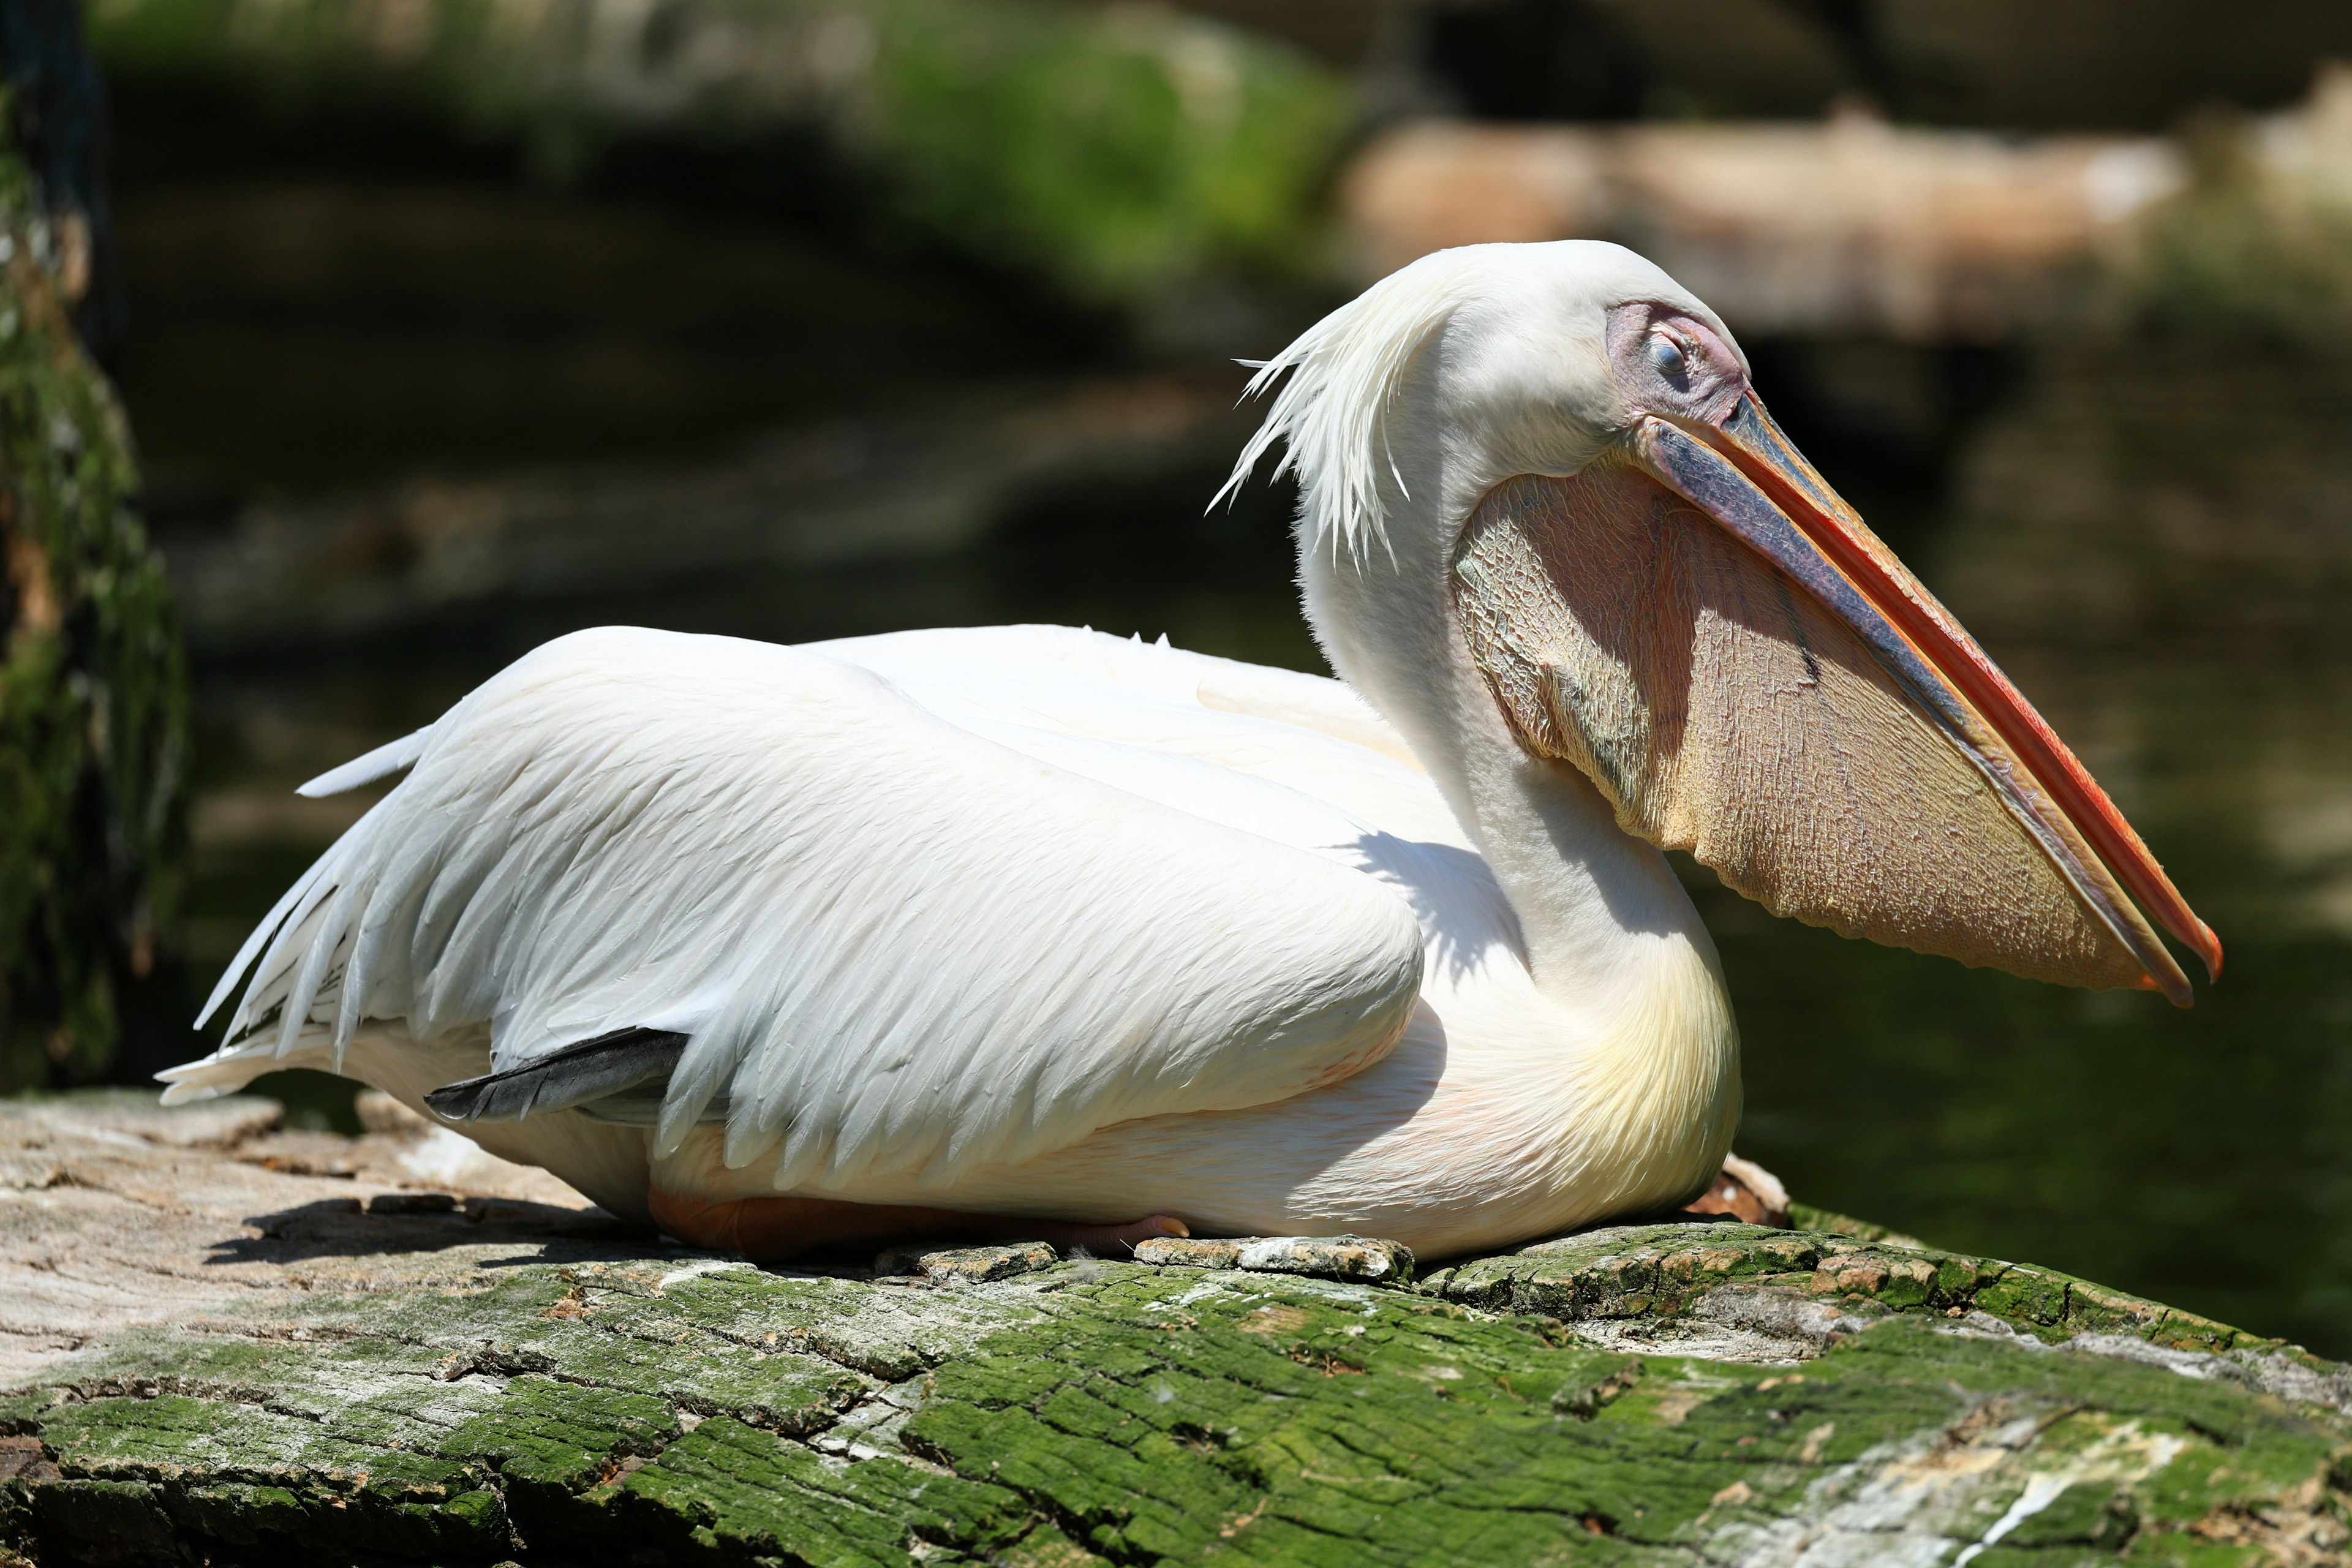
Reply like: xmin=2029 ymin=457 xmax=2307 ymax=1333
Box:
xmin=811 ymin=624 xmax=1420 ymax=767
xmin=195 ymin=627 xmax=1425 ymax=1191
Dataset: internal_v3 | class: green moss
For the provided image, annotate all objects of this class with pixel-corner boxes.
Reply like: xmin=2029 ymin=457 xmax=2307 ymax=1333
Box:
xmin=861 ymin=0 xmax=1344 ymax=302
xmin=1437 ymin=1223 xmax=2321 ymax=1366
xmin=608 ymin=1414 xmax=1035 ymax=1565
xmin=1785 ymin=1200 xmax=1931 ymax=1248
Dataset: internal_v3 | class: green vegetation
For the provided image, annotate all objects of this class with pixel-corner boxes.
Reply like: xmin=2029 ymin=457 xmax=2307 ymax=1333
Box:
xmin=0 ymin=99 xmax=189 ymax=1093
xmin=88 ymin=0 xmax=1351 ymax=313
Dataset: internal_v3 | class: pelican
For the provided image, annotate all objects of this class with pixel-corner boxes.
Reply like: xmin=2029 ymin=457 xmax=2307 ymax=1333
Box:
xmin=162 ymin=242 xmax=2219 ymax=1261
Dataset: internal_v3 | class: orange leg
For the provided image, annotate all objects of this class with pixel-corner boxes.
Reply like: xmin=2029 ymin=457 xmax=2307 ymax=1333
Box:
xmin=649 ymin=1185 xmax=1189 ymax=1264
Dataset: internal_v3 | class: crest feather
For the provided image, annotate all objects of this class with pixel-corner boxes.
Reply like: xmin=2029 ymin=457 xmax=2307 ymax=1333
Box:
xmin=1216 ymin=252 xmax=1482 ymax=564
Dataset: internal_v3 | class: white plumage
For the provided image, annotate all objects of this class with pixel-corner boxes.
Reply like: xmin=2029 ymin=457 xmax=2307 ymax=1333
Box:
xmin=165 ymin=240 xmax=2206 ymax=1257
xmin=168 ymin=620 xmax=1732 ymax=1253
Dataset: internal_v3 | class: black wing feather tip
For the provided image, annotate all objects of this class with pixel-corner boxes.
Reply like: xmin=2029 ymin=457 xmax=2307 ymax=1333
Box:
xmin=424 ymin=1027 xmax=691 ymax=1123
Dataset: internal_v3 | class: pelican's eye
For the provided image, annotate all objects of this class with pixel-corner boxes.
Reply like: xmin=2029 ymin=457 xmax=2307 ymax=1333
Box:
xmin=1648 ymin=333 xmax=1688 ymax=379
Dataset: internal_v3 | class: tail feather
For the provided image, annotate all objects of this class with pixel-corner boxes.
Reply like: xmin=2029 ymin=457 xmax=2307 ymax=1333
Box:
xmin=424 ymin=1027 xmax=691 ymax=1123
xmin=196 ymin=850 xmax=339 ymax=1029
xmin=279 ymin=880 xmax=355 ymax=1061
xmin=157 ymin=1031 xmax=336 ymax=1104
xmin=197 ymin=725 xmax=431 ymax=1034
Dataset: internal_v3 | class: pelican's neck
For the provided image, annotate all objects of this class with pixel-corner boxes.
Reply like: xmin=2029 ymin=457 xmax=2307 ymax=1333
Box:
xmin=1299 ymin=436 xmax=1741 ymax=1215
xmin=1300 ymin=491 xmax=1717 ymax=1018
xmin=1306 ymin=508 xmax=1741 ymax=1218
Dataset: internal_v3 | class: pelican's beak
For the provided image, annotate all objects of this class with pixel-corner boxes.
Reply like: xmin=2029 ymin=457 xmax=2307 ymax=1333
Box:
xmin=1627 ymin=394 xmax=2220 ymax=1004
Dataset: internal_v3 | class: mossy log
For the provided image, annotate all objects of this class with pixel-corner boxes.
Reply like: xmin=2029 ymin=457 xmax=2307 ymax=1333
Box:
xmin=88 ymin=0 xmax=1348 ymax=315
xmin=4 ymin=1093 xmax=2349 ymax=1566
xmin=0 ymin=50 xmax=190 ymax=1091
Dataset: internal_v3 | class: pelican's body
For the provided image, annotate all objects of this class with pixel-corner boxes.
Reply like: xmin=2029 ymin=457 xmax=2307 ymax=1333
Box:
xmin=165 ymin=243 xmax=2215 ymax=1258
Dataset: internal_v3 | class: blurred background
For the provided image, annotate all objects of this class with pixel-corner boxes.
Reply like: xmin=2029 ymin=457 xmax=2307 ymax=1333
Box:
xmin=5 ymin=0 xmax=2351 ymax=1352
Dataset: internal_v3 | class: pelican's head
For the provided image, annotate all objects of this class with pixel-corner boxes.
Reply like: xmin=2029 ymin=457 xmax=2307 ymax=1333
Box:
xmin=1231 ymin=240 xmax=2220 ymax=1005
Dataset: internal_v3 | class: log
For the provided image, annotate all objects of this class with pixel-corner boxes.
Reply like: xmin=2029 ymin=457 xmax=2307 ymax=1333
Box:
xmin=4 ymin=1090 xmax=2348 ymax=1565
xmin=1340 ymin=111 xmax=2184 ymax=342
xmin=1339 ymin=67 xmax=2352 ymax=342
xmin=158 ymin=371 xmax=1256 ymax=656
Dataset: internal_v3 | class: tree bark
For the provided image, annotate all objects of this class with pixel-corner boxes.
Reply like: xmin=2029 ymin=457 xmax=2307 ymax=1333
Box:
xmin=0 ymin=0 xmax=189 ymax=1095
xmin=3 ymin=1092 xmax=2346 ymax=1566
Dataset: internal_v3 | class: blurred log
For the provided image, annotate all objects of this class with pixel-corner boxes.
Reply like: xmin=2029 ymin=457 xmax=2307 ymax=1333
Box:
xmin=6 ymin=1090 xmax=2352 ymax=1565
xmin=0 ymin=1 xmax=190 ymax=1091
xmin=1345 ymin=64 xmax=2352 ymax=344
xmin=1343 ymin=108 xmax=2188 ymax=341
xmin=159 ymin=370 xmax=1253 ymax=654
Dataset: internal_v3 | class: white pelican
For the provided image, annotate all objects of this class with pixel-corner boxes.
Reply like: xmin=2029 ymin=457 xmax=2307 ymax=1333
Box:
xmin=162 ymin=241 xmax=2219 ymax=1261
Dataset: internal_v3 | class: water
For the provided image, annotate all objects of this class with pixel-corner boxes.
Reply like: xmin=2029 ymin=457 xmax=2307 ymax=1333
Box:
xmin=132 ymin=169 xmax=2352 ymax=1356
xmin=1723 ymin=337 xmax=2352 ymax=1355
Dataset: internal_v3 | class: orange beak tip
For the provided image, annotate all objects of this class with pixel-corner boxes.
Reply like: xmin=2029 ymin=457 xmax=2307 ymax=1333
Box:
xmin=2124 ymin=971 xmax=2194 ymax=1008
